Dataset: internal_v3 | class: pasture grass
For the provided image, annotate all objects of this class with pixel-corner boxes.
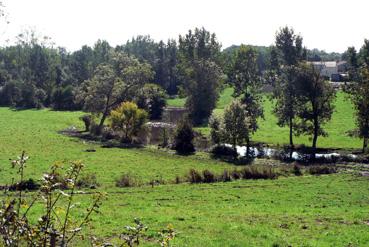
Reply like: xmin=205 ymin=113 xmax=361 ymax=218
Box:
xmin=0 ymin=106 xmax=368 ymax=246
xmin=168 ymin=88 xmax=362 ymax=150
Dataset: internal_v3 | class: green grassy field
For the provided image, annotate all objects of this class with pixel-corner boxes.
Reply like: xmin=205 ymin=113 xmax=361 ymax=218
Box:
xmin=0 ymin=107 xmax=368 ymax=246
xmin=168 ymin=88 xmax=361 ymax=150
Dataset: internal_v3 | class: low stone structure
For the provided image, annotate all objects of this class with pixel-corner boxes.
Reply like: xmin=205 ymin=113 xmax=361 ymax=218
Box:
xmin=162 ymin=107 xmax=189 ymax=124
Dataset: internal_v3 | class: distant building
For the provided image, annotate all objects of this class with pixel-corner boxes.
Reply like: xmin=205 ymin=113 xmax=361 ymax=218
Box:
xmin=308 ymin=61 xmax=347 ymax=82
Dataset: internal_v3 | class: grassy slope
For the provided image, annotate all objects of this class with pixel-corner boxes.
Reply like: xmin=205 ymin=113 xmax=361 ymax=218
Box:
xmin=169 ymin=88 xmax=361 ymax=150
xmin=0 ymin=108 xmax=368 ymax=246
xmin=0 ymin=108 xmax=235 ymax=186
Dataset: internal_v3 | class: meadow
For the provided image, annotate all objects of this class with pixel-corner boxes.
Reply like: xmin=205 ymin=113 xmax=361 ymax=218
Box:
xmin=0 ymin=90 xmax=368 ymax=246
xmin=168 ymin=88 xmax=361 ymax=150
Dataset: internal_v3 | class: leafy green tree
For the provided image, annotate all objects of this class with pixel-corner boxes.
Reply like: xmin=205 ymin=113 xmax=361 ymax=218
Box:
xmin=275 ymin=26 xmax=304 ymax=66
xmin=222 ymin=100 xmax=249 ymax=157
xmin=79 ymin=52 xmax=153 ymax=134
xmin=178 ymin=27 xmax=223 ymax=125
xmin=231 ymin=45 xmax=263 ymax=137
xmin=345 ymin=46 xmax=359 ymax=81
xmin=295 ymin=64 xmax=336 ymax=157
xmin=109 ymin=101 xmax=148 ymax=143
xmin=174 ymin=120 xmax=195 ymax=155
xmin=359 ymin=39 xmax=369 ymax=67
xmin=272 ymin=27 xmax=305 ymax=149
xmin=209 ymin=113 xmax=222 ymax=145
xmin=178 ymin=27 xmax=221 ymax=63
xmin=81 ymin=64 xmax=120 ymax=134
xmin=182 ymin=59 xmax=223 ymax=125
xmin=346 ymin=40 xmax=369 ymax=153
xmin=135 ymin=83 xmax=167 ymax=120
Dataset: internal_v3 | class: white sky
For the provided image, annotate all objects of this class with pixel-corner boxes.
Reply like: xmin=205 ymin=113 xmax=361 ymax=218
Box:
xmin=1 ymin=0 xmax=369 ymax=53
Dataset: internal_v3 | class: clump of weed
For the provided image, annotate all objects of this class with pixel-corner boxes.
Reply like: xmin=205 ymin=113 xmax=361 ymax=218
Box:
xmin=116 ymin=173 xmax=138 ymax=187
xmin=76 ymin=172 xmax=100 ymax=189
xmin=187 ymin=169 xmax=203 ymax=183
xmin=202 ymin=169 xmax=216 ymax=183
xmin=240 ymin=166 xmax=278 ymax=180
xmin=219 ymin=169 xmax=232 ymax=182
xmin=308 ymin=165 xmax=337 ymax=175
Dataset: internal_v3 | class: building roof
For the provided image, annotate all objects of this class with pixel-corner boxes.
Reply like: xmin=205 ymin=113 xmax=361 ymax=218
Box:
xmin=310 ymin=61 xmax=337 ymax=68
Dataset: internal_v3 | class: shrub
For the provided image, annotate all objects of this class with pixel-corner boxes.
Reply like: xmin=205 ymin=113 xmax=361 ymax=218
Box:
xmin=202 ymin=169 xmax=216 ymax=183
xmin=109 ymin=102 xmax=148 ymax=143
xmin=209 ymin=114 xmax=223 ymax=145
xmin=210 ymin=145 xmax=238 ymax=158
xmin=76 ymin=173 xmax=100 ymax=189
xmin=240 ymin=166 xmax=278 ymax=180
xmin=116 ymin=173 xmax=137 ymax=187
xmin=174 ymin=120 xmax=195 ymax=155
xmin=308 ymin=165 xmax=337 ymax=175
xmin=1 ymin=152 xmax=104 ymax=246
xmin=187 ymin=169 xmax=203 ymax=183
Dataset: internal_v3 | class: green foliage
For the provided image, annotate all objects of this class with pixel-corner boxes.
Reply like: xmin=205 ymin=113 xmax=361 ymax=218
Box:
xmin=295 ymin=64 xmax=336 ymax=153
xmin=182 ymin=59 xmax=223 ymax=125
xmin=223 ymin=100 xmax=249 ymax=153
xmin=231 ymin=45 xmax=264 ymax=135
xmin=109 ymin=101 xmax=148 ymax=143
xmin=135 ymin=83 xmax=167 ymax=120
xmin=208 ymin=113 xmax=222 ymax=144
xmin=345 ymin=40 xmax=369 ymax=152
xmin=272 ymin=27 xmax=306 ymax=148
xmin=275 ymin=26 xmax=305 ymax=66
xmin=174 ymin=120 xmax=195 ymax=155
xmin=0 ymin=109 xmax=368 ymax=245
xmin=178 ymin=27 xmax=224 ymax=125
xmin=0 ymin=152 xmax=104 ymax=246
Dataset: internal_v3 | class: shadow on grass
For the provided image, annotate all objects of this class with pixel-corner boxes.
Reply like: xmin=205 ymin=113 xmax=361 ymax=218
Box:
xmin=58 ymin=128 xmax=145 ymax=150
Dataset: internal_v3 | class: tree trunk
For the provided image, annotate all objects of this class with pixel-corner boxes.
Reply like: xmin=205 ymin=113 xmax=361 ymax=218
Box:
xmin=363 ymin=137 xmax=368 ymax=153
xmin=97 ymin=110 xmax=108 ymax=136
xmin=289 ymin=117 xmax=294 ymax=159
xmin=246 ymin=138 xmax=250 ymax=158
xmin=232 ymin=139 xmax=237 ymax=160
xmin=312 ymin=117 xmax=319 ymax=160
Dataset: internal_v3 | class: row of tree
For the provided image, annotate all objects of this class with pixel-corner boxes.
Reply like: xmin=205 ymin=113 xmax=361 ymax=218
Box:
xmin=210 ymin=27 xmax=369 ymax=156
xmin=0 ymin=26 xmax=368 ymax=153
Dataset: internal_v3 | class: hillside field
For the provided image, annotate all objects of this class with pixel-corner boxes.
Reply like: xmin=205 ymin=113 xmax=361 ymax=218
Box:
xmin=168 ymin=88 xmax=361 ymax=150
xmin=0 ymin=107 xmax=368 ymax=246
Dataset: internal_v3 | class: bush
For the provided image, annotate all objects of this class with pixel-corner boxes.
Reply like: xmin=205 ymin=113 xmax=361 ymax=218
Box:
xmin=308 ymin=165 xmax=337 ymax=175
xmin=210 ymin=144 xmax=238 ymax=158
xmin=202 ymin=170 xmax=216 ymax=183
xmin=240 ymin=166 xmax=278 ymax=180
xmin=76 ymin=173 xmax=100 ymax=189
xmin=116 ymin=173 xmax=138 ymax=187
xmin=174 ymin=120 xmax=195 ymax=155
xmin=109 ymin=102 xmax=148 ymax=143
xmin=187 ymin=169 xmax=203 ymax=183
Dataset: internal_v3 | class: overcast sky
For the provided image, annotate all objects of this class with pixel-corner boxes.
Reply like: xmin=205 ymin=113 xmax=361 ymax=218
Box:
xmin=1 ymin=0 xmax=368 ymax=53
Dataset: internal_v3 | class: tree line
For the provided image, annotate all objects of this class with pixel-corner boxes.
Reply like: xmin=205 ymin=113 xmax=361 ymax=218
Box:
xmin=0 ymin=26 xmax=368 ymax=154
